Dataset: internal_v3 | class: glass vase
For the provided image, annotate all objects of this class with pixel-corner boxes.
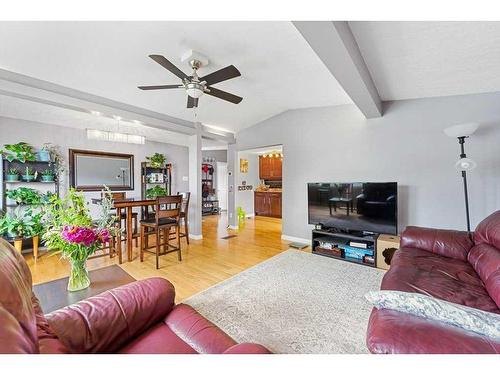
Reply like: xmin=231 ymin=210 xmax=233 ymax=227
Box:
xmin=67 ymin=259 xmax=90 ymax=292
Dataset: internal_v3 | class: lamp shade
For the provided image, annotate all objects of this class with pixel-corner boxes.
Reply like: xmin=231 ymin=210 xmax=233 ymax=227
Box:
xmin=444 ymin=123 xmax=479 ymax=138
xmin=455 ymin=157 xmax=477 ymax=171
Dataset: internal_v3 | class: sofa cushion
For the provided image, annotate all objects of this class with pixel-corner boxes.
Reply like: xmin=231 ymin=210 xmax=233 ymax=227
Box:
xmin=365 ymin=290 xmax=500 ymax=340
xmin=474 ymin=210 xmax=500 ymax=249
xmin=367 ymin=308 xmax=500 ymax=354
xmin=383 ymin=248 xmax=499 ymax=313
xmin=0 ymin=239 xmax=38 ymax=354
xmin=118 ymin=323 xmax=198 ymax=354
xmin=164 ymin=304 xmax=237 ymax=354
xmin=468 ymin=243 xmax=500 ymax=309
xmin=401 ymin=226 xmax=473 ymax=261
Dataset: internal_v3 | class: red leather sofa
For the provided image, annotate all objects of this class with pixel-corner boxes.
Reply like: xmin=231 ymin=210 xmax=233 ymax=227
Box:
xmin=0 ymin=239 xmax=270 ymax=354
xmin=367 ymin=211 xmax=500 ymax=354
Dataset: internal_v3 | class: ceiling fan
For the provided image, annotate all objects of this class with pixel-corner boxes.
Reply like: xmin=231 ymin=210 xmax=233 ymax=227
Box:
xmin=138 ymin=54 xmax=243 ymax=108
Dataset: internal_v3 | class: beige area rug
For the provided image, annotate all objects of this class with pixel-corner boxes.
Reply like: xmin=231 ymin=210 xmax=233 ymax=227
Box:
xmin=183 ymin=249 xmax=384 ymax=353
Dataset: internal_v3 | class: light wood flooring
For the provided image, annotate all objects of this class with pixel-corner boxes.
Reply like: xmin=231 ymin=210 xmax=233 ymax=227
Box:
xmin=26 ymin=214 xmax=305 ymax=302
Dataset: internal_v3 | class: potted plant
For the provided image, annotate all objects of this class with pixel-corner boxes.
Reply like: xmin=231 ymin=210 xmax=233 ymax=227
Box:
xmin=42 ymin=143 xmax=64 ymax=176
xmin=0 ymin=142 xmax=36 ymax=163
xmin=146 ymin=153 xmax=166 ymax=168
xmin=41 ymin=169 xmax=55 ymax=182
xmin=22 ymin=166 xmax=37 ymax=182
xmin=146 ymin=185 xmax=168 ymax=199
xmin=6 ymin=187 xmax=43 ymax=206
xmin=6 ymin=167 xmax=20 ymax=182
xmin=43 ymin=188 xmax=116 ymax=291
xmin=0 ymin=208 xmax=43 ymax=252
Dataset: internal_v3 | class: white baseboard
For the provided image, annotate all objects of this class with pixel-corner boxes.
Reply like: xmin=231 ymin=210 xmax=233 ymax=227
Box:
xmin=228 ymin=225 xmax=238 ymax=230
xmin=281 ymin=234 xmax=310 ymax=244
xmin=246 ymin=212 xmax=255 ymax=218
xmin=189 ymin=234 xmax=203 ymax=240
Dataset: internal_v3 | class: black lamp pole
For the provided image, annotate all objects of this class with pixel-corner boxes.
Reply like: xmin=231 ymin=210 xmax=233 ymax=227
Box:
xmin=457 ymin=136 xmax=471 ymax=232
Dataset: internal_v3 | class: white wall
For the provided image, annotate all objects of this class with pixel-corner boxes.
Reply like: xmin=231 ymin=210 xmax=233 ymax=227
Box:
xmin=236 ymin=92 xmax=500 ymax=240
xmin=0 ymin=117 xmax=189 ymax=217
xmin=235 ymin=152 xmax=260 ymax=216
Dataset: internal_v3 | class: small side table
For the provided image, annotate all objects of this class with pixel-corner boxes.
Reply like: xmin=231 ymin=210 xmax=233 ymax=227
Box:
xmin=376 ymin=234 xmax=400 ymax=270
xmin=33 ymin=265 xmax=135 ymax=313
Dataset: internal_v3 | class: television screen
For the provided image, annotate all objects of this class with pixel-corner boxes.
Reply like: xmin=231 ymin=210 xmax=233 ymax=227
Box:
xmin=308 ymin=182 xmax=397 ymax=235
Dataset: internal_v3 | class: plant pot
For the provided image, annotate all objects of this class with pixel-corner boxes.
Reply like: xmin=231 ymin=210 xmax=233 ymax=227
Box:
xmin=6 ymin=174 xmax=19 ymax=182
xmin=41 ymin=175 xmax=54 ymax=182
xmin=13 ymin=238 xmax=23 ymax=253
xmin=36 ymin=150 xmax=50 ymax=162
xmin=68 ymin=259 xmax=90 ymax=292
xmin=22 ymin=175 xmax=36 ymax=182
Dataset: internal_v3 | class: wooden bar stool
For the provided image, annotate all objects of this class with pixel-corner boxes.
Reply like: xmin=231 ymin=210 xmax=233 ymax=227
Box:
xmin=105 ymin=192 xmax=139 ymax=247
xmin=140 ymin=195 xmax=183 ymax=269
xmin=177 ymin=192 xmax=190 ymax=244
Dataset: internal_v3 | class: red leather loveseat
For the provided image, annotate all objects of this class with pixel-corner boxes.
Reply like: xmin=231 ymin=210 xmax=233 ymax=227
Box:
xmin=367 ymin=211 xmax=500 ymax=354
xmin=0 ymin=239 xmax=270 ymax=354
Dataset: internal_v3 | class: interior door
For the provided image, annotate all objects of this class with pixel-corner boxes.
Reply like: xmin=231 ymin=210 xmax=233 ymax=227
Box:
xmin=217 ymin=162 xmax=228 ymax=211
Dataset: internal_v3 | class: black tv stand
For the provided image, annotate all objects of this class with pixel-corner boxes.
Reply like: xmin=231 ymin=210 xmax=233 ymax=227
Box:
xmin=312 ymin=228 xmax=378 ymax=268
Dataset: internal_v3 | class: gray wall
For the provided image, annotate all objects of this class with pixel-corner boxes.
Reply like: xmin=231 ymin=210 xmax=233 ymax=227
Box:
xmin=0 ymin=117 xmax=189 ymax=217
xmin=236 ymin=92 xmax=500 ymax=240
xmin=236 ymin=152 xmax=260 ymax=216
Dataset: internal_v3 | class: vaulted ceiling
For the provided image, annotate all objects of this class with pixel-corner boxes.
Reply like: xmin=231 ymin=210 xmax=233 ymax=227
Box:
xmin=1 ymin=21 xmax=500 ymax=137
xmin=0 ymin=21 xmax=351 ymax=133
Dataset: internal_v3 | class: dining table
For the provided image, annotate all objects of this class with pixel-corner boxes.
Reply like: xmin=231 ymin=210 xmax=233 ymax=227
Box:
xmin=91 ymin=197 xmax=157 ymax=263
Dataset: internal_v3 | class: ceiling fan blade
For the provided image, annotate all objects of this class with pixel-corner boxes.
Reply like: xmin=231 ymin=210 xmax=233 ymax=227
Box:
xmin=206 ymin=87 xmax=242 ymax=104
xmin=138 ymin=84 xmax=183 ymax=90
xmin=149 ymin=54 xmax=188 ymax=80
xmin=187 ymin=96 xmax=199 ymax=108
xmin=200 ymin=65 xmax=241 ymax=86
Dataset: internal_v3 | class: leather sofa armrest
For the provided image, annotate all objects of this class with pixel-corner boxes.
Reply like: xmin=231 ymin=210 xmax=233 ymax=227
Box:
xmin=367 ymin=308 xmax=500 ymax=354
xmin=45 ymin=277 xmax=175 ymax=353
xmin=223 ymin=343 xmax=272 ymax=354
xmin=400 ymin=226 xmax=473 ymax=261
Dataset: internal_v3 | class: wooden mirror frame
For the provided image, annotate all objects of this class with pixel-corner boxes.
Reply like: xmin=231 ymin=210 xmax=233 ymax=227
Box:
xmin=69 ymin=149 xmax=134 ymax=191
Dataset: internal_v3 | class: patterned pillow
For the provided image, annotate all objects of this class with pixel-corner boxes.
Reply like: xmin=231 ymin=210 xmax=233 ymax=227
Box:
xmin=365 ymin=290 xmax=500 ymax=340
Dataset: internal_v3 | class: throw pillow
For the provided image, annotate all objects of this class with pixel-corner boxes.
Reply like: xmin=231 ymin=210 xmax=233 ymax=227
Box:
xmin=365 ymin=290 xmax=500 ymax=340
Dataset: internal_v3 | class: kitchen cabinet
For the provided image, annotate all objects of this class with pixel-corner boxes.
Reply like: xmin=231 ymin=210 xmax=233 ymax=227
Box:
xmin=254 ymin=191 xmax=282 ymax=218
xmin=259 ymin=156 xmax=282 ymax=180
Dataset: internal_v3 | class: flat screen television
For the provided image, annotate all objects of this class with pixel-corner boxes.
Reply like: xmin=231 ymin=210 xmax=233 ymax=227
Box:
xmin=308 ymin=182 xmax=397 ymax=235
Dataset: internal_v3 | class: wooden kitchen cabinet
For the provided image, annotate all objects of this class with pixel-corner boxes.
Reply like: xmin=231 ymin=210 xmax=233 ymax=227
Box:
xmin=254 ymin=191 xmax=282 ymax=218
xmin=259 ymin=156 xmax=282 ymax=180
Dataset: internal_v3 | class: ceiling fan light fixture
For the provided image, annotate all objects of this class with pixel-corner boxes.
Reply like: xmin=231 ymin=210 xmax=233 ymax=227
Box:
xmin=186 ymin=82 xmax=205 ymax=98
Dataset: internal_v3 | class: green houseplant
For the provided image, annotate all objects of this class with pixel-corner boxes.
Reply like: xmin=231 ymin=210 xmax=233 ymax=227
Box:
xmin=43 ymin=187 xmax=117 ymax=292
xmin=0 ymin=207 xmax=44 ymax=239
xmin=22 ymin=166 xmax=37 ymax=182
xmin=146 ymin=153 xmax=166 ymax=168
xmin=6 ymin=167 xmax=20 ymax=182
xmin=1 ymin=142 xmax=36 ymax=163
xmin=42 ymin=143 xmax=64 ymax=177
xmin=41 ymin=169 xmax=55 ymax=182
xmin=146 ymin=185 xmax=168 ymax=199
xmin=6 ymin=187 xmax=43 ymax=206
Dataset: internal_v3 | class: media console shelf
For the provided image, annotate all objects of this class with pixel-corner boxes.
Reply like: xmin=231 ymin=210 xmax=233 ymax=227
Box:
xmin=312 ymin=229 xmax=377 ymax=268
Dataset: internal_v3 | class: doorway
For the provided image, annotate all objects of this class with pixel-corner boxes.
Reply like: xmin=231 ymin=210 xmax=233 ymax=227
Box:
xmin=217 ymin=162 xmax=228 ymax=211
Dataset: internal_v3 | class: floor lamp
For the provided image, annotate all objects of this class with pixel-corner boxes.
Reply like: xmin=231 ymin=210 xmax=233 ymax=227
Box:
xmin=444 ymin=123 xmax=479 ymax=232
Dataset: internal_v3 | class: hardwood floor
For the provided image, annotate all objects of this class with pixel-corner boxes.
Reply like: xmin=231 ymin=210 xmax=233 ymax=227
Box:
xmin=26 ymin=213 xmax=303 ymax=302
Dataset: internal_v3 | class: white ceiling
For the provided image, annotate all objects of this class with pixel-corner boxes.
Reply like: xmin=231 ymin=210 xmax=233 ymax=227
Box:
xmin=349 ymin=21 xmax=500 ymax=101
xmin=0 ymin=21 xmax=352 ymax=133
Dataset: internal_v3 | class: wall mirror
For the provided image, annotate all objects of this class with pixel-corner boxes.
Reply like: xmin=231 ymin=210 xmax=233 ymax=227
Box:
xmin=69 ymin=149 xmax=134 ymax=191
